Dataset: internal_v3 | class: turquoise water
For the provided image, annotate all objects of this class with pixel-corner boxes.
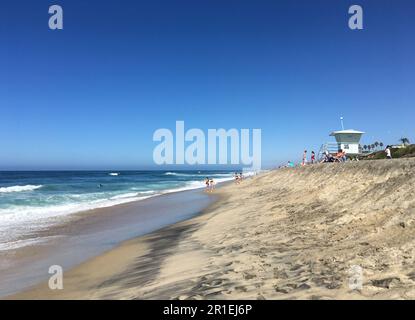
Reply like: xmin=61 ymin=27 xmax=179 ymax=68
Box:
xmin=0 ymin=170 xmax=234 ymax=249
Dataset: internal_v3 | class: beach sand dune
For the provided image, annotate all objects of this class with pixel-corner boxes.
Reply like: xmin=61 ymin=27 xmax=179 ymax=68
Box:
xmin=11 ymin=159 xmax=415 ymax=300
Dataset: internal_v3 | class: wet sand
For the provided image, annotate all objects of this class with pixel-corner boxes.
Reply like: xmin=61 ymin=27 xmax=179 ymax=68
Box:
xmin=9 ymin=159 xmax=415 ymax=299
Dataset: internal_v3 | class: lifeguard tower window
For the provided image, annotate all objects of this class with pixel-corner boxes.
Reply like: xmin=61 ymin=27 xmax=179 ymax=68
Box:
xmin=344 ymin=144 xmax=349 ymax=149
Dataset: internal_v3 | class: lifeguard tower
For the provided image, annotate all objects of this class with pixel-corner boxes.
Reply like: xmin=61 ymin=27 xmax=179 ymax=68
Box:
xmin=318 ymin=117 xmax=365 ymax=159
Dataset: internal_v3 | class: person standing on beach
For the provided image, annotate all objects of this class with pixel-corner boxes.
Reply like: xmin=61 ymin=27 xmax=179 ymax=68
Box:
xmin=302 ymin=150 xmax=307 ymax=166
xmin=311 ymin=151 xmax=316 ymax=164
xmin=205 ymin=177 xmax=210 ymax=192
xmin=234 ymin=172 xmax=240 ymax=184
xmin=385 ymin=146 xmax=392 ymax=159
xmin=209 ymin=179 xmax=215 ymax=192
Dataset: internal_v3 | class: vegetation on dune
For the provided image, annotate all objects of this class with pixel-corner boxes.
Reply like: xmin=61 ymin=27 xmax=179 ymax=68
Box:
xmin=362 ymin=144 xmax=415 ymax=160
xmin=363 ymin=141 xmax=384 ymax=153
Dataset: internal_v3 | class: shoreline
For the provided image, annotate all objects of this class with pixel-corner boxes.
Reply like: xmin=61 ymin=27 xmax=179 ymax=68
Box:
xmin=9 ymin=190 xmax=228 ymax=300
xmin=0 ymin=185 xmax=221 ymax=298
xmin=8 ymin=159 xmax=415 ymax=299
xmin=0 ymin=173 xmax=236 ymax=249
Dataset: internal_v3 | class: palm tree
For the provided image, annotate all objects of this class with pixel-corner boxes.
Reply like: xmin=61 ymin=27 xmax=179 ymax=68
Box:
xmin=380 ymin=142 xmax=384 ymax=149
xmin=400 ymin=137 xmax=410 ymax=146
xmin=367 ymin=145 xmax=371 ymax=151
xmin=374 ymin=142 xmax=379 ymax=150
xmin=371 ymin=144 xmax=375 ymax=150
xmin=363 ymin=145 xmax=368 ymax=151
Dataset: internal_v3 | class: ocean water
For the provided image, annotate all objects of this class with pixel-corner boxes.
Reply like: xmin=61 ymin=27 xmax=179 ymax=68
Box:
xmin=0 ymin=170 xmax=235 ymax=250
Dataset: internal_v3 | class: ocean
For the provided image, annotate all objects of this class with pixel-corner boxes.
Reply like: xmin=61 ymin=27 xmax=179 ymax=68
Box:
xmin=0 ymin=170 xmax=235 ymax=251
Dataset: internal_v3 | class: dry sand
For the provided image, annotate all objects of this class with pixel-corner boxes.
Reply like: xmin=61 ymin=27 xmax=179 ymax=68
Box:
xmin=11 ymin=159 xmax=415 ymax=300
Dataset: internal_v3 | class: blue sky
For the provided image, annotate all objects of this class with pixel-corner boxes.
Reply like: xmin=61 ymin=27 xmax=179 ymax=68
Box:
xmin=1 ymin=0 xmax=414 ymax=170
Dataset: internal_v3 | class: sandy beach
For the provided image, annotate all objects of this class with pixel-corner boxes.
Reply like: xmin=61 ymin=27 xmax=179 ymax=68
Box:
xmin=9 ymin=159 xmax=415 ymax=300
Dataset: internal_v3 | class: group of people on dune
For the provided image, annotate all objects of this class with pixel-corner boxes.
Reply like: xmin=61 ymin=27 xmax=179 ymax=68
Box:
xmin=301 ymin=150 xmax=317 ymax=165
xmin=285 ymin=149 xmax=348 ymax=168
xmin=286 ymin=145 xmax=393 ymax=168
xmin=319 ymin=149 xmax=348 ymax=163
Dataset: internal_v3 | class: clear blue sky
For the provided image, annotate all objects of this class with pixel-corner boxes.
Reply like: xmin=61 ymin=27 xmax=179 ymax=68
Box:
xmin=1 ymin=0 xmax=414 ymax=170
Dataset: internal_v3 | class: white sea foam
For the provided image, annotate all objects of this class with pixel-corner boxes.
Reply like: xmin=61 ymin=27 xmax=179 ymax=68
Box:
xmin=138 ymin=190 xmax=156 ymax=194
xmin=162 ymin=181 xmax=205 ymax=194
xmin=0 ymin=185 xmax=43 ymax=193
xmin=161 ymin=176 xmax=234 ymax=194
xmin=0 ymin=177 xmax=235 ymax=250
xmin=0 ymin=178 xmax=233 ymax=225
xmin=0 ymin=236 xmax=63 ymax=251
xmin=110 ymin=192 xmax=138 ymax=200
xmin=0 ymin=195 xmax=153 ymax=227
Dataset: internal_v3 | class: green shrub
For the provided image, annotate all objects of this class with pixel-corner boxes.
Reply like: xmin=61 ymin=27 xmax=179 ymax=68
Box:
xmin=361 ymin=145 xmax=415 ymax=160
